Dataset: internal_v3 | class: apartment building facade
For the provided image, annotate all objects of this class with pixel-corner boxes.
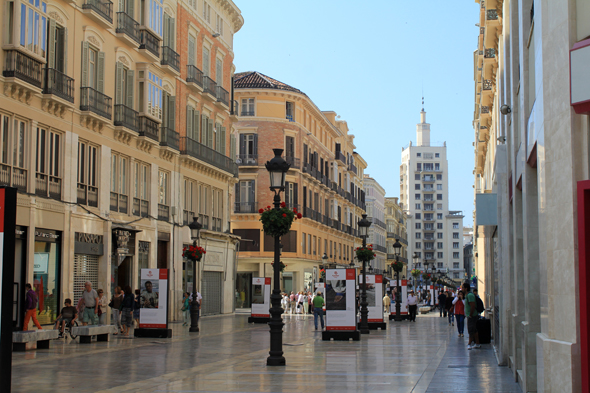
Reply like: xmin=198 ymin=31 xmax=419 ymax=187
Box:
xmin=384 ymin=196 xmax=408 ymax=279
xmin=472 ymin=0 xmax=590 ymax=391
xmin=2 ymin=0 xmax=243 ymax=329
xmin=231 ymin=71 xmax=367 ymax=305
xmin=400 ymin=109 xmax=464 ymax=279
xmin=363 ymin=174 xmax=387 ymax=272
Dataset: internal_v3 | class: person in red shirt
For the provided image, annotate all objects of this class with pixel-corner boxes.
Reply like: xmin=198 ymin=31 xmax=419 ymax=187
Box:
xmin=24 ymin=283 xmax=43 ymax=330
xmin=453 ymin=291 xmax=466 ymax=337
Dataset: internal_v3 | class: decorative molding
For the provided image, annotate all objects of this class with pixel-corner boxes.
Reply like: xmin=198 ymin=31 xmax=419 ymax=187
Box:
xmin=37 ymin=200 xmax=66 ymax=213
xmin=80 ymin=114 xmax=104 ymax=133
xmin=163 ymin=84 xmax=172 ymax=93
xmin=87 ymin=36 xmax=100 ymax=47
xmin=136 ymin=138 xmax=155 ymax=153
xmin=114 ymin=129 xmax=134 ymax=145
xmin=118 ymin=56 xmax=130 ymax=67
xmin=3 ymin=83 xmax=35 ymax=105
xmin=48 ymin=12 xmax=65 ymax=25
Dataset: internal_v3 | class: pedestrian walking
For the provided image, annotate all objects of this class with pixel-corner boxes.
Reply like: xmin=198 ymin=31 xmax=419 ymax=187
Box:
xmin=297 ymin=291 xmax=304 ymax=314
xmin=312 ymin=291 xmax=325 ymax=330
xmin=289 ymin=292 xmax=296 ymax=314
xmin=308 ymin=292 xmax=313 ymax=314
xmin=302 ymin=292 xmax=309 ymax=314
xmin=97 ymin=289 xmax=107 ymax=325
xmin=453 ymin=290 xmax=466 ymax=337
xmin=81 ymin=281 xmax=99 ymax=326
xmin=281 ymin=293 xmax=288 ymax=311
xmin=445 ymin=291 xmax=455 ymax=326
xmin=134 ymin=289 xmax=141 ymax=327
xmin=110 ymin=286 xmax=124 ymax=334
xmin=463 ymin=282 xmax=481 ymax=350
xmin=407 ymin=290 xmax=418 ymax=322
xmin=438 ymin=291 xmax=447 ymax=317
xmin=23 ymin=283 xmax=43 ymax=330
xmin=383 ymin=292 xmax=391 ymax=315
xmin=120 ymin=286 xmax=135 ymax=337
xmin=182 ymin=292 xmax=190 ymax=326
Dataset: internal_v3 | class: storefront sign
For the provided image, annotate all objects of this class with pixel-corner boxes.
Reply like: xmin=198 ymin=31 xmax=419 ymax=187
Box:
xmin=358 ymin=274 xmax=383 ymax=322
xmin=35 ymin=229 xmax=60 ymax=242
xmin=74 ymin=232 xmax=104 ymax=256
xmin=0 ymin=187 xmax=18 ymax=390
xmin=325 ymin=269 xmax=356 ymax=331
xmin=250 ymin=277 xmax=270 ymax=318
xmin=139 ymin=269 xmax=169 ymax=329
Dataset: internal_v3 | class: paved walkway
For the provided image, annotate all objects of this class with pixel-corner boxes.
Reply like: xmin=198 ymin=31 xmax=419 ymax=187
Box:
xmin=12 ymin=312 xmax=521 ymax=393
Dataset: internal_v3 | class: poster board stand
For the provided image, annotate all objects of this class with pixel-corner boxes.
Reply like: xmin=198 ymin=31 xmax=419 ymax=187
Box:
xmin=248 ymin=277 xmax=271 ymax=323
xmin=389 ymin=279 xmax=409 ymax=321
xmin=135 ymin=268 xmax=172 ymax=338
xmin=0 ymin=187 xmax=17 ymax=391
xmin=322 ymin=269 xmax=360 ymax=341
xmin=357 ymin=274 xmax=386 ymax=330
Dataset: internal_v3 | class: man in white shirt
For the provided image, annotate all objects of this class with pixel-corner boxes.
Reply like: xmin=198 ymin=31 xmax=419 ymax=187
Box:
xmin=406 ymin=290 xmax=418 ymax=322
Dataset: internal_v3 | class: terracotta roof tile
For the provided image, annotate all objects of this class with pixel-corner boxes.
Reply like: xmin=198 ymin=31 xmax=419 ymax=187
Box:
xmin=234 ymin=71 xmax=305 ymax=95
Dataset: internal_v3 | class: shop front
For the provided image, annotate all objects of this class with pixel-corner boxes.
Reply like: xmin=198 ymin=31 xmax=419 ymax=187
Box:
xmin=13 ymin=226 xmax=27 ymax=330
xmin=33 ymin=229 xmax=61 ymax=325
xmin=73 ymin=232 xmax=104 ymax=305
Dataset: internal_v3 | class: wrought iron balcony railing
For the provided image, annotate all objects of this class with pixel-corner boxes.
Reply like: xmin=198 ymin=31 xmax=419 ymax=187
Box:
xmin=116 ymin=12 xmax=140 ymax=43
xmin=236 ymin=154 xmax=258 ymax=166
xmin=82 ymin=0 xmax=113 ymax=23
xmin=114 ymin=104 xmax=139 ymax=131
xmin=43 ymin=68 xmax=74 ymax=102
xmin=187 ymin=65 xmax=203 ymax=87
xmin=180 ymin=137 xmax=237 ymax=175
xmin=215 ymin=86 xmax=229 ymax=106
xmin=161 ymin=46 xmax=180 ymax=72
xmin=138 ymin=116 xmax=159 ymax=141
xmin=110 ymin=192 xmax=128 ymax=214
xmin=234 ymin=202 xmax=257 ymax=213
xmin=139 ymin=29 xmax=160 ymax=57
xmin=160 ymin=127 xmax=179 ymax=150
xmin=80 ymin=87 xmax=112 ymax=119
xmin=3 ymin=50 xmax=43 ymax=88
xmin=203 ymin=76 xmax=216 ymax=95
xmin=285 ymin=156 xmax=300 ymax=169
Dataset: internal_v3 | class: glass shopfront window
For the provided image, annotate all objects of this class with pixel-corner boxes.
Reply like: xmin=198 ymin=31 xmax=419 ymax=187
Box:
xmin=138 ymin=241 xmax=150 ymax=282
xmin=33 ymin=229 xmax=61 ymax=325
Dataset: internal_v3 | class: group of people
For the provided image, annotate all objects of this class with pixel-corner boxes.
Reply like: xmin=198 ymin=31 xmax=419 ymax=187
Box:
xmin=438 ymin=283 xmax=484 ymax=349
xmin=181 ymin=291 xmax=202 ymax=326
xmin=280 ymin=290 xmax=326 ymax=330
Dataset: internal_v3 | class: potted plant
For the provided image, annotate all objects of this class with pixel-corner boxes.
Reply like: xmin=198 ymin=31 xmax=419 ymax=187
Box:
xmin=259 ymin=202 xmax=302 ymax=237
xmin=182 ymin=244 xmax=206 ymax=262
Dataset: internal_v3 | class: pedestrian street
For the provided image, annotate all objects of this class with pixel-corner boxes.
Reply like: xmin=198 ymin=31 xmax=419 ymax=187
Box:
xmin=11 ymin=311 xmax=521 ymax=393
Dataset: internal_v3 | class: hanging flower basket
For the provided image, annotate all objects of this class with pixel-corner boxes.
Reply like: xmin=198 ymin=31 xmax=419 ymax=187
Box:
xmin=422 ymin=273 xmax=431 ymax=281
xmin=259 ymin=202 xmax=301 ymax=238
xmin=411 ymin=268 xmax=422 ymax=278
xmin=271 ymin=261 xmax=287 ymax=272
xmin=183 ymin=244 xmax=206 ymax=263
xmin=355 ymin=244 xmax=376 ymax=262
xmin=390 ymin=260 xmax=404 ymax=273
xmin=320 ymin=268 xmax=326 ymax=280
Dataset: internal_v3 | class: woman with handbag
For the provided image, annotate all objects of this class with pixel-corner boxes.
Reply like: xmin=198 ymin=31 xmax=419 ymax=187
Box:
xmin=120 ymin=286 xmax=135 ymax=337
xmin=182 ymin=292 xmax=190 ymax=326
xmin=110 ymin=286 xmax=124 ymax=335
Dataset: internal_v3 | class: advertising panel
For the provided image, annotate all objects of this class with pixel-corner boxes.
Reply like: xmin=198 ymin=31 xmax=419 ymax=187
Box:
xmin=325 ymin=269 xmax=356 ymax=331
xmin=139 ymin=269 xmax=168 ymax=328
xmin=251 ymin=277 xmax=271 ymax=318
xmin=430 ymin=285 xmax=435 ymax=307
xmin=390 ymin=279 xmax=408 ymax=315
xmin=358 ymin=274 xmax=383 ymax=322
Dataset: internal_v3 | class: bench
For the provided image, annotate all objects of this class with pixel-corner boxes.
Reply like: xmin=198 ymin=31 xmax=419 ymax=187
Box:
xmin=71 ymin=325 xmax=117 ymax=344
xmin=12 ymin=330 xmax=59 ymax=351
xmin=419 ymin=307 xmax=431 ymax=314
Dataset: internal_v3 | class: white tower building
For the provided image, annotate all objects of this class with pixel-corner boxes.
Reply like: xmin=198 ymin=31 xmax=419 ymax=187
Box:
xmin=400 ymin=105 xmax=465 ymax=281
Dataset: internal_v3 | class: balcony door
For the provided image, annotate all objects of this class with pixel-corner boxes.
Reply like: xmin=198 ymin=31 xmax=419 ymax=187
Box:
xmin=47 ymin=21 xmax=66 ymax=73
xmin=239 ymin=134 xmax=257 ymax=163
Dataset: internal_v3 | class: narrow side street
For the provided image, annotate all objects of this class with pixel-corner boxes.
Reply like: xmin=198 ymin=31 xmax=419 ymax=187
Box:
xmin=12 ymin=313 xmax=520 ymax=393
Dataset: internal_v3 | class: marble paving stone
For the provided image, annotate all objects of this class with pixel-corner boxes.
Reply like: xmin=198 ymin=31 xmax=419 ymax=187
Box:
xmin=11 ymin=313 xmax=521 ymax=393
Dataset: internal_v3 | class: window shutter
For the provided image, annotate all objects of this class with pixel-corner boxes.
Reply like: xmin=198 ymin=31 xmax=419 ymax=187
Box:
xmin=230 ymin=133 xmax=236 ymax=160
xmin=253 ymin=134 xmax=258 ymax=156
xmin=115 ymin=62 xmax=123 ymax=105
xmin=81 ymin=41 xmax=89 ymax=87
xmin=47 ymin=19 xmax=56 ymax=69
xmin=163 ymin=14 xmax=170 ymax=47
xmin=220 ymin=126 xmax=226 ymax=155
xmin=239 ymin=134 xmax=245 ymax=155
xmin=215 ymin=122 xmax=221 ymax=152
xmin=188 ymin=35 xmax=195 ymax=65
xmin=167 ymin=96 xmax=175 ymax=130
xmin=63 ymin=28 xmax=69 ymax=74
xmin=207 ymin=119 xmax=214 ymax=148
xmin=284 ymin=182 xmax=290 ymax=205
xmin=97 ymin=51 xmax=105 ymax=92
xmin=169 ymin=18 xmax=175 ymax=49
xmin=294 ymin=183 xmax=298 ymax=206
xmin=234 ymin=183 xmax=240 ymax=204
xmin=249 ymin=180 xmax=255 ymax=204
xmin=126 ymin=69 xmax=134 ymax=108
xmin=201 ymin=116 xmax=207 ymax=144
xmin=186 ymin=106 xmax=194 ymax=139
xmin=194 ymin=110 xmax=200 ymax=142
xmin=216 ymin=58 xmax=222 ymax=86
xmin=127 ymin=0 xmax=135 ymax=19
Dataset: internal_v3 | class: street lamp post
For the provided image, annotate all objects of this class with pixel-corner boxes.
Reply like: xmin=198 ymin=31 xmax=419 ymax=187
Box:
xmin=188 ymin=217 xmax=202 ymax=332
xmin=392 ymin=239 xmax=403 ymax=322
xmin=358 ymin=214 xmax=372 ymax=334
xmin=265 ymin=149 xmax=290 ymax=366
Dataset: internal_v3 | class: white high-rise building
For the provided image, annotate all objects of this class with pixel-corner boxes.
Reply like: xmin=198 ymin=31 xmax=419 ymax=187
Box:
xmin=400 ymin=107 xmax=465 ymax=280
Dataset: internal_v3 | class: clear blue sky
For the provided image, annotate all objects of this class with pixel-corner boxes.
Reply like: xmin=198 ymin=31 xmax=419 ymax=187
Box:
xmin=233 ymin=1 xmax=480 ymax=227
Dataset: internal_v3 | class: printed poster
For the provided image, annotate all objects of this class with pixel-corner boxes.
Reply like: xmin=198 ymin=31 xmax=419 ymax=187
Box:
xmin=139 ymin=269 xmax=168 ymax=328
xmin=325 ymin=269 xmax=356 ymax=331
xmin=358 ymin=274 xmax=383 ymax=322
xmin=251 ymin=277 xmax=271 ymax=318
xmin=390 ymin=279 xmax=408 ymax=315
